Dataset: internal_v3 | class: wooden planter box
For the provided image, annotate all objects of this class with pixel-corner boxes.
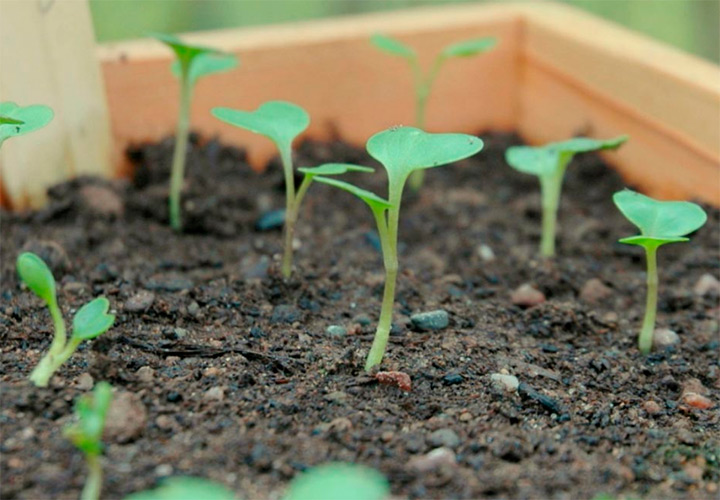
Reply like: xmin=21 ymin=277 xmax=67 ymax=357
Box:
xmin=3 ymin=2 xmax=719 ymax=208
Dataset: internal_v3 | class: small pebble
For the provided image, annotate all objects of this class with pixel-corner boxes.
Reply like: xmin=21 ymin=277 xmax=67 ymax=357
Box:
xmin=490 ymin=373 xmax=520 ymax=392
xmin=353 ymin=314 xmax=372 ymax=326
xmin=410 ymin=310 xmax=449 ymax=331
xmin=478 ymin=244 xmax=495 ymax=262
xmin=203 ymin=386 xmax=225 ymax=402
xmin=694 ymin=273 xmax=720 ymax=296
xmin=511 ymin=284 xmax=546 ymax=307
xmin=325 ymin=325 xmax=347 ymax=337
xmin=154 ymin=464 xmax=173 ymax=477
xmin=78 ymin=184 xmax=124 ymax=217
xmin=136 ymin=366 xmax=154 ymax=383
xmin=155 ymin=415 xmax=174 ymax=430
xmin=105 ymin=391 xmax=148 ymax=443
xmin=187 ymin=301 xmax=200 ymax=317
xmin=427 ymin=429 xmax=460 ymax=449
xmin=409 ymin=447 xmax=456 ymax=473
xmin=518 ymin=383 xmax=564 ymax=415
xmin=376 ymin=371 xmax=412 ymax=392
xmin=580 ymin=278 xmax=612 ymax=303
xmin=443 ymin=373 xmax=464 ymax=385
xmin=124 ymin=291 xmax=155 ymax=312
xmin=643 ymin=400 xmax=662 ymax=415
xmin=173 ymin=328 xmax=188 ymax=339
xmin=255 ymin=209 xmax=285 ymax=231
xmin=76 ymin=373 xmax=94 ymax=391
xmin=653 ymin=328 xmax=679 ymax=348
xmin=682 ymin=393 xmax=713 ymax=410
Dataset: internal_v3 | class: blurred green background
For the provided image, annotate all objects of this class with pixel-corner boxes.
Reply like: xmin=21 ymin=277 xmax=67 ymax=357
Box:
xmin=90 ymin=0 xmax=719 ymax=63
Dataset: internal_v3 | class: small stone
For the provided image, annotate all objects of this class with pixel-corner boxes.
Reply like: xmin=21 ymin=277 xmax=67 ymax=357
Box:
xmin=204 ymin=386 xmax=225 ymax=402
xmin=511 ymin=284 xmax=545 ymax=307
xmin=518 ymin=383 xmax=563 ymax=415
xmin=79 ymin=184 xmax=124 ymax=217
xmin=478 ymin=244 xmax=495 ymax=262
xmin=353 ymin=314 xmax=372 ymax=326
xmin=443 ymin=373 xmax=464 ymax=385
xmin=173 ymin=328 xmax=188 ymax=339
xmin=410 ymin=310 xmax=449 ymax=331
xmin=580 ymin=278 xmax=612 ymax=303
xmin=381 ymin=431 xmax=394 ymax=443
xmin=653 ymin=328 xmax=679 ymax=348
xmin=643 ymin=400 xmax=662 ymax=415
xmin=76 ymin=373 xmax=94 ymax=391
xmin=403 ymin=433 xmax=426 ymax=454
xmin=255 ymin=209 xmax=285 ymax=231
xmin=155 ymin=415 xmax=174 ymax=430
xmin=325 ymin=325 xmax=347 ymax=337
xmin=376 ymin=371 xmax=412 ymax=392
xmin=694 ymin=273 xmax=720 ymax=296
xmin=682 ymin=393 xmax=713 ymax=410
xmin=427 ymin=428 xmax=460 ymax=449
xmin=105 ymin=391 xmax=147 ymax=443
xmin=124 ymin=291 xmax=155 ymax=312
xmin=154 ymin=464 xmax=173 ymax=477
xmin=271 ymin=305 xmax=300 ymax=324
xmin=490 ymin=373 xmax=520 ymax=392
xmin=409 ymin=447 xmax=456 ymax=473
xmin=136 ymin=366 xmax=154 ymax=383
xmin=187 ymin=301 xmax=200 ymax=317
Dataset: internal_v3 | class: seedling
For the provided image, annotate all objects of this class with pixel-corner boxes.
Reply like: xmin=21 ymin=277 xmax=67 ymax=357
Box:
xmin=152 ymin=33 xmax=237 ymax=231
xmin=315 ymin=126 xmax=483 ymax=371
xmin=505 ymin=136 xmax=628 ymax=257
xmin=283 ymin=463 xmax=389 ymax=500
xmin=64 ymin=382 xmax=113 ymax=500
xmin=213 ymin=102 xmax=373 ymax=278
xmin=371 ymin=33 xmax=496 ymax=190
xmin=125 ymin=477 xmax=237 ymax=500
xmin=0 ymin=101 xmax=53 ymax=148
xmin=16 ymin=252 xmax=115 ymax=387
xmin=613 ymin=189 xmax=707 ymax=354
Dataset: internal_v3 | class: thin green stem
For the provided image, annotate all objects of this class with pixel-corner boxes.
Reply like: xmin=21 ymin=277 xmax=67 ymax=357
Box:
xmin=169 ymin=65 xmax=193 ymax=232
xmin=539 ymin=170 xmax=565 ymax=258
xmin=29 ymin=300 xmax=67 ymax=387
xmin=639 ymin=245 xmax=659 ymax=354
xmin=280 ymin=147 xmax=297 ymax=279
xmin=81 ymin=454 xmax=102 ymax=500
xmin=30 ymin=337 xmax=80 ymax=388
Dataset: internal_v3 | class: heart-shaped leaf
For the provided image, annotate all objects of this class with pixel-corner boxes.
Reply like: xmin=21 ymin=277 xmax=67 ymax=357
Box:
xmin=172 ymin=51 xmax=237 ymax=86
xmin=441 ymin=37 xmax=497 ymax=58
xmin=506 ymin=135 xmax=628 ymax=178
xmin=212 ymin=101 xmax=309 ymax=154
xmin=313 ymin=177 xmax=393 ymax=213
xmin=283 ymin=463 xmax=389 ymax=500
xmin=614 ymin=189 xmax=707 ymax=247
xmin=366 ymin=127 xmax=483 ymax=188
xmin=124 ymin=477 xmax=237 ymax=500
xmin=72 ymin=297 xmax=115 ymax=341
xmin=0 ymin=102 xmax=53 ymax=144
xmin=298 ymin=163 xmax=374 ymax=178
xmin=16 ymin=252 xmax=56 ymax=304
xmin=370 ymin=34 xmax=416 ymax=59
xmin=64 ymin=382 xmax=112 ymax=456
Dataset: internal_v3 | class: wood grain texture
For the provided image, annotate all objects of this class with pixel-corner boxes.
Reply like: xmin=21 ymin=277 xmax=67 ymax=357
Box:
xmin=0 ymin=0 xmax=113 ymax=209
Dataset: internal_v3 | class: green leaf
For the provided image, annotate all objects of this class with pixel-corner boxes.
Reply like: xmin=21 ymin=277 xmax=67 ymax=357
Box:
xmin=505 ymin=135 xmax=628 ymax=178
xmin=441 ymin=37 xmax=497 ymax=58
xmin=313 ymin=177 xmax=393 ymax=213
xmin=172 ymin=51 xmax=238 ymax=86
xmin=64 ymin=382 xmax=112 ymax=456
xmin=0 ymin=102 xmax=53 ymax=143
xmin=124 ymin=477 xmax=237 ymax=500
xmin=283 ymin=463 xmax=389 ymax=500
xmin=366 ymin=126 xmax=483 ymax=187
xmin=370 ymin=34 xmax=416 ymax=59
xmin=298 ymin=163 xmax=374 ymax=178
xmin=212 ymin=101 xmax=310 ymax=154
xmin=72 ymin=297 xmax=115 ymax=341
xmin=16 ymin=252 xmax=56 ymax=304
xmin=151 ymin=32 xmax=216 ymax=67
xmin=613 ymin=189 xmax=707 ymax=247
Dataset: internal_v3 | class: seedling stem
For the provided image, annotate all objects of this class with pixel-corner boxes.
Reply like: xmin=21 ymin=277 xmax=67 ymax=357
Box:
xmin=639 ymin=244 xmax=659 ymax=354
xmin=169 ymin=59 xmax=193 ymax=231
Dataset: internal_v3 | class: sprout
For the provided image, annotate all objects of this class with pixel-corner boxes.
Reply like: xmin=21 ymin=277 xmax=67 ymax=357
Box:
xmin=125 ymin=477 xmax=237 ymax=500
xmin=151 ymin=33 xmax=238 ymax=231
xmin=16 ymin=252 xmax=115 ymax=387
xmin=0 ymin=101 xmax=53 ymax=148
xmin=613 ymin=189 xmax=707 ymax=354
xmin=64 ymin=382 xmax=113 ymax=500
xmin=505 ymin=136 xmax=628 ymax=257
xmin=283 ymin=463 xmax=389 ymax=500
xmin=315 ymin=126 xmax=483 ymax=371
xmin=213 ymin=102 xmax=372 ymax=278
xmin=371 ymin=33 xmax=496 ymax=190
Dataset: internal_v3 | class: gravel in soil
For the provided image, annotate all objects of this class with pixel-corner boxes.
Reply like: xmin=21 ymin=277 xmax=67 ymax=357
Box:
xmin=1 ymin=132 xmax=719 ymax=499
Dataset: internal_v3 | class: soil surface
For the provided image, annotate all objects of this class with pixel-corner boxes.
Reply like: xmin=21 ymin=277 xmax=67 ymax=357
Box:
xmin=1 ymin=132 xmax=719 ymax=500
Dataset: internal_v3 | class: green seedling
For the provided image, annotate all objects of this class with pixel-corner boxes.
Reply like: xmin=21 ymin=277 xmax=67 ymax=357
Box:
xmin=371 ymin=33 xmax=496 ymax=190
xmin=213 ymin=102 xmax=372 ymax=278
xmin=125 ymin=477 xmax=237 ymax=500
xmin=613 ymin=189 xmax=707 ymax=354
xmin=152 ymin=33 xmax=237 ymax=231
xmin=64 ymin=382 xmax=113 ymax=500
xmin=315 ymin=126 xmax=483 ymax=371
xmin=283 ymin=463 xmax=389 ymax=500
xmin=505 ymin=136 xmax=628 ymax=257
xmin=0 ymin=101 xmax=53 ymax=148
xmin=16 ymin=252 xmax=115 ymax=387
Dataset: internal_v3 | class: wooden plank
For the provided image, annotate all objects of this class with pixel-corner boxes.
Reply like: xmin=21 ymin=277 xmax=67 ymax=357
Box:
xmin=98 ymin=3 xmax=521 ymax=173
xmin=0 ymin=0 xmax=113 ymax=209
xmin=518 ymin=3 xmax=720 ymax=204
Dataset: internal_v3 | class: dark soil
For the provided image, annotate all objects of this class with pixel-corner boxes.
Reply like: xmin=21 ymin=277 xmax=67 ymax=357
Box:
xmin=1 ymin=132 xmax=719 ymax=500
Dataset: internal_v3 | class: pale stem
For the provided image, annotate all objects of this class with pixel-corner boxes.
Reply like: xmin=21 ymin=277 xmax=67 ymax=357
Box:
xmin=280 ymin=147 xmax=297 ymax=279
xmin=169 ymin=64 xmax=193 ymax=232
xmin=638 ymin=245 xmax=659 ymax=354
xmin=539 ymin=171 xmax=564 ymax=258
xmin=29 ymin=337 xmax=80 ymax=388
xmin=29 ymin=299 xmax=67 ymax=387
xmin=81 ymin=453 xmax=102 ymax=500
